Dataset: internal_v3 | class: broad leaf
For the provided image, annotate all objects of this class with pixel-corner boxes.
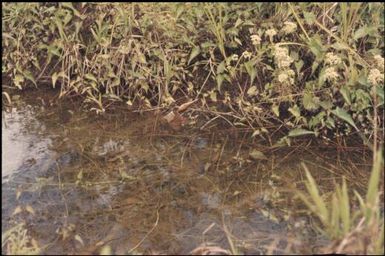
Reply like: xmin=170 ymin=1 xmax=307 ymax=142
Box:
xmin=339 ymin=87 xmax=351 ymax=105
xmin=244 ymin=60 xmax=256 ymax=85
xmin=249 ymin=149 xmax=267 ymax=160
xmin=289 ymin=105 xmax=301 ymax=118
xmin=188 ymin=46 xmax=200 ymax=65
xmin=303 ymin=92 xmax=319 ymax=110
xmin=331 ymin=107 xmax=358 ymax=130
xmin=288 ymin=128 xmax=315 ymax=137
xmin=272 ymin=104 xmax=280 ymax=117
xmin=247 ymin=86 xmax=257 ymax=96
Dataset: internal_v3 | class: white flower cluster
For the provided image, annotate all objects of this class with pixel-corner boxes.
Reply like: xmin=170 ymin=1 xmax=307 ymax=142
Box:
xmin=274 ymin=45 xmax=294 ymax=69
xmin=278 ymin=69 xmax=295 ymax=85
xmin=374 ymin=55 xmax=384 ymax=72
xmin=282 ymin=21 xmax=297 ymax=34
xmin=265 ymin=29 xmax=277 ymax=39
xmin=368 ymin=68 xmax=383 ymax=85
xmin=324 ymin=67 xmax=339 ymax=82
xmin=242 ymin=51 xmax=252 ymax=59
xmin=274 ymin=45 xmax=295 ymax=86
xmin=325 ymin=52 xmax=342 ymax=66
xmin=250 ymin=34 xmax=261 ymax=46
xmin=323 ymin=52 xmax=341 ymax=82
xmin=231 ymin=54 xmax=239 ymax=61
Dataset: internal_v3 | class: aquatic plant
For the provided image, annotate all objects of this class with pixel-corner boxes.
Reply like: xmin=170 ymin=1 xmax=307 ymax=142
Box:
xmin=2 ymin=223 xmax=41 ymax=255
xmin=297 ymin=148 xmax=384 ymax=254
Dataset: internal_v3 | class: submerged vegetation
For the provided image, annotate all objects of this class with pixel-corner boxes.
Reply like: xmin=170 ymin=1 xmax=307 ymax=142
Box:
xmin=2 ymin=2 xmax=384 ymax=255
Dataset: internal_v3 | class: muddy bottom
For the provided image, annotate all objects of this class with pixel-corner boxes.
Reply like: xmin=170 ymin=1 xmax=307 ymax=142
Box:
xmin=2 ymin=91 xmax=375 ymax=255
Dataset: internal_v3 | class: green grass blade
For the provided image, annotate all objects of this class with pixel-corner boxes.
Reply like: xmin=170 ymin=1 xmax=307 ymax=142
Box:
xmin=365 ymin=148 xmax=383 ymax=220
xmin=340 ymin=178 xmax=351 ymax=235
xmin=302 ymin=163 xmax=329 ymax=225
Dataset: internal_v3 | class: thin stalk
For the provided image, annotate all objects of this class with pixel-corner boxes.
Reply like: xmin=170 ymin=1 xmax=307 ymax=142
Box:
xmin=288 ymin=3 xmax=310 ymax=41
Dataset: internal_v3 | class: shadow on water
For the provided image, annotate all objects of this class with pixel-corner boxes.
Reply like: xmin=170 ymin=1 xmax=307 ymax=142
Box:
xmin=2 ymin=90 xmax=374 ymax=255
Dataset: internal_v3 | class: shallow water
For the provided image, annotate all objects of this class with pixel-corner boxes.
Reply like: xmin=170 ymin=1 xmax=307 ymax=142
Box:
xmin=2 ymin=91 xmax=374 ymax=255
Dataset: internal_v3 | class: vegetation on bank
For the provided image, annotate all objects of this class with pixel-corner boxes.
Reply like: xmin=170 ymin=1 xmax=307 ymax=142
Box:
xmin=2 ymin=3 xmax=384 ymax=146
xmin=2 ymin=3 xmax=384 ymax=255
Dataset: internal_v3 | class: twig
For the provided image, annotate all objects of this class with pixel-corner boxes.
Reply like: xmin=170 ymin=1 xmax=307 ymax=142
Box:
xmin=127 ymin=208 xmax=160 ymax=254
xmin=222 ymin=213 xmax=237 ymax=255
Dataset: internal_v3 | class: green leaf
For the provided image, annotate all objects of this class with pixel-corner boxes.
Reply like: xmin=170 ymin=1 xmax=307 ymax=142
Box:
xmin=216 ymin=74 xmax=224 ymax=91
xmin=14 ymin=74 xmax=24 ymax=89
xmin=22 ymin=71 xmax=37 ymax=87
xmin=376 ymin=86 xmax=384 ymax=106
xmin=244 ymin=60 xmax=256 ymax=85
xmin=288 ymin=128 xmax=315 ymax=137
xmin=234 ymin=37 xmax=242 ymax=46
xmin=288 ymin=105 xmax=301 ymax=118
xmin=319 ymin=100 xmax=333 ymax=110
xmin=247 ymin=86 xmax=257 ymax=96
xmin=309 ymin=112 xmax=325 ymax=128
xmin=77 ymin=170 xmax=83 ymax=180
xmin=272 ymin=104 xmax=280 ymax=117
xmin=326 ymin=116 xmax=335 ymax=129
xmin=85 ymin=73 xmax=98 ymax=83
xmin=249 ymin=149 xmax=267 ymax=160
xmin=331 ymin=42 xmax=350 ymax=51
xmin=52 ymin=72 xmax=59 ymax=88
xmin=251 ymin=130 xmax=260 ymax=137
xmin=303 ymin=11 xmax=316 ymax=25
xmin=188 ymin=46 xmax=200 ymax=65
xmin=303 ymin=91 xmax=319 ymax=111
xmin=339 ymin=87 xmax=351 ymax=105
xmin=312 ymin=60 xmax=320 ymax=76
xmin=308 ymin=36 xmax=325 ymax=59
xmin=209 ymin=90 xmax=217 ymax=102
xmin=201 ymin=41 xmax=216 ymax=49
xmin=217 ymin=61 xmax=226 ymax=74
xmin=234 ymin=17 xmax=243 ymax=28
xmin=354 ymin=25 xmax=377 ymax=40
xmin=331 ymin=107 xmax=358 ymax=130
xmin=295 ymin=60 xmax=304 ymax=74
xmin=340 ymin=178 xmax=350 ymax=235
xmin=302 ymin=164 xmax=329 ymax=225
xmin=365 ymin=149 xmax=383 ymax=221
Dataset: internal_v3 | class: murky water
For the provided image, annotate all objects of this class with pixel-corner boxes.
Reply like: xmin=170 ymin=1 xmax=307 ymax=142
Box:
xmin=2 ymin=91 xmax=374 ymax=255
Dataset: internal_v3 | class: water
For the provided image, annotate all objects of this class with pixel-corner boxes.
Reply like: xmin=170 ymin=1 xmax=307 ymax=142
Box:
xmin=1 ymin=91 xmax=374 ymax=255
xmin=2 ymin=106 xmax=53 ymax=181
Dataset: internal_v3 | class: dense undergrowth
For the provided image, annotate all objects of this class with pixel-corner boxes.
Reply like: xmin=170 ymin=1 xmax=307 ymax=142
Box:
xmin=2 ymin=2 xmax=384 ymax=146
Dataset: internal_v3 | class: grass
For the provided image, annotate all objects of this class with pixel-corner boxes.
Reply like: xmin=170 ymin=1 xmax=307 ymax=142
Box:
xmin=2 ymin=223 xmax=41 ymax=255
xmin=297 ymin=148 xmax=384 ymax=254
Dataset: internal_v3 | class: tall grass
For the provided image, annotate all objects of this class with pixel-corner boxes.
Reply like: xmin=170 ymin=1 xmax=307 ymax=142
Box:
xmin=2 ymin=223 xmax=41 ymax=255
xmin=297 ymin=148 xmax=384 ymax=254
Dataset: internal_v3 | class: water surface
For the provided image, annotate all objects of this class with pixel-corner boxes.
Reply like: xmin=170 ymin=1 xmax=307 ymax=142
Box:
xmin=2 ymin=91 xmax=373 ymax=254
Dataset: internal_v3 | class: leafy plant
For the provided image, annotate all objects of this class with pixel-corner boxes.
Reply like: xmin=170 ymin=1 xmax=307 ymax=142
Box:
xmin=2 ymin=3 xmax=384 ymax=145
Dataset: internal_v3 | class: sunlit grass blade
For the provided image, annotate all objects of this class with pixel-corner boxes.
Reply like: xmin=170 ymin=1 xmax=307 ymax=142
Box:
xmin=365 ymin=148 xmax=383 ymax=221
xmin=301 ymin=163 xmax=329 ymax=225
xmin=340 ymin=178 xmax=350 ymax=235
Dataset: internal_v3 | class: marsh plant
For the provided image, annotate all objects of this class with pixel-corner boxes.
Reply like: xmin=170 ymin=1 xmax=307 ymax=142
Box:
xmin=2 ymin=3 xmax=384 ymax=145
xmin=297 ymin=148 xmax=384 ymax=254
xmin=2 ymin=223 xmax=41 ymax=255
xmin=1 ymin=3 xmax=385 ymax=254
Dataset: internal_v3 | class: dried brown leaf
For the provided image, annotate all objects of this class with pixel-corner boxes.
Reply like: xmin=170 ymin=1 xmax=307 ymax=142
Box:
xmin=177 ymin=99 xmax=198 ymax=113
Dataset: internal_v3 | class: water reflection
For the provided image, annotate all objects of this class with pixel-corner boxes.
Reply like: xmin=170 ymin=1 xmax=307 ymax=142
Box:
xmin=2 ymin=106 xmax=52 ymax=182
xmin=2 ymin=92 xmax=373 ymax=254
